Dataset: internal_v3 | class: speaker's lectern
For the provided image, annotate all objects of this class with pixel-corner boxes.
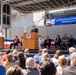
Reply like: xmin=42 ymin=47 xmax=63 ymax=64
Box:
xmin=0 ymin=37 xmax=4 ymax=48
xmin=23 ymin=32 xmax=38 ymax=49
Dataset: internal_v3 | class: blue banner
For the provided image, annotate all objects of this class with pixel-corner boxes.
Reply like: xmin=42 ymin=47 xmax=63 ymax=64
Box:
xmin=50 ymin=16 xmax=76 ymax=25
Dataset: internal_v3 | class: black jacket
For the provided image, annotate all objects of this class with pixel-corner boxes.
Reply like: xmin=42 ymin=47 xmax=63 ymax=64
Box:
xmin=31 ymin=28 xmax=38 ymax=33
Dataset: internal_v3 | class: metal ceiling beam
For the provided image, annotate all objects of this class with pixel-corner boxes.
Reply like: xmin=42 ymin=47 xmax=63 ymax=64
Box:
xmin=17 ymin=6 xmax=30 ymax=12
xmin=67 ymin=0 xmax=72 ymax=5
xmin=43 ymin=1 xmax=51 ymax=8
xmin=54 ymin=0 xmax=61 ymax=6
xmin=29 ymin=4 xmax=40 ymax=11
xmin=48 ymin=0 xmax=56 ymax=8
xmin=38 ymin=2 xmax=47 ymax=10
xmin=23 ymin=6 xmax=34 ymax=11
xmin=14 ymin=7 xmax=31 ymax=13
xmin=31 ymin=3 xmax=42 ymax=10
xmin=13 ymin=7 xmax=25 ymax=13
xmin=60 ymin=0 xmax=66 ymax=6
xmin=65 ymin=0 xmax=75 ymax=6
xmin=10 ymin=0 xmax=48 ymax=7
xmin=1 ymin=0 xmax=76 ymax=14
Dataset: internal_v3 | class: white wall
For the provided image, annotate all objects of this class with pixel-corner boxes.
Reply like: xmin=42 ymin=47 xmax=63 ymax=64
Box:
xmin=26 ymin=24 xmax=76 ymax=40
xmin=5 ymin=11 xmax=76 ymax=40
xmin=10 ymin=14 xmax=26 ymax=39
xmin=25 ymin=11 xmax=45 ymax=27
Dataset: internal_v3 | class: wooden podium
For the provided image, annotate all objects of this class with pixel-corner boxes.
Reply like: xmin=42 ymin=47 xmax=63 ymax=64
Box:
xmin=23 ymin=32 xmax=38 ymax=49
xmin=0 ymin=37 xmax=4 ymax=48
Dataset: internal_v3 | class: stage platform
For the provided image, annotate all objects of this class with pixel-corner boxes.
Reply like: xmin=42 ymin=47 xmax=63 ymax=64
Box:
xmin=0 ymin=47 xmax=69 ymax=54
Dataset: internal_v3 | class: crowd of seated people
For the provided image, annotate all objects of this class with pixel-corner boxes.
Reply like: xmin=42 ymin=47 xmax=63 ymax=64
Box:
xmin=38 ymin=33 xmax=75 ymax=50
xmin=10 ymin=35 xmax=51 ymax=50
xmin=9 ymin=33 xmax=74 ymax=50
xmin=38 ymin=35 xmax=51 ymax=49
xmin=0 ymin=47 xmax=76 ymax=75
xmin=55 ymin=33 xmax=75 ymax=50
xmin=1 ymin=34 xmax=76 ymax=75
xmin=7 ymin=32 xmax=75 ymax=51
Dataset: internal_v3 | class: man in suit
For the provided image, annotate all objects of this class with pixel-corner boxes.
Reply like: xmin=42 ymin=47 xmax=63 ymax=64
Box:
xmin=62 ymin=52 xmax=76 ymax=75
xmin=44 ymin=36 xmax=51 ymax=49
xmin=31 ymin=25 xmax=38 ymax=33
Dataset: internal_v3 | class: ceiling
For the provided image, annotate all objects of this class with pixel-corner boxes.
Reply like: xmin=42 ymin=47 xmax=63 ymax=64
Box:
xmin=1 ymin=0 xmax=76 ymax=13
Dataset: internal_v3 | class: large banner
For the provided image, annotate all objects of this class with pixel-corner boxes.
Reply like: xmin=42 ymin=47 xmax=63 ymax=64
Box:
xmin=46 ymin=16 xmax=76 ymax=26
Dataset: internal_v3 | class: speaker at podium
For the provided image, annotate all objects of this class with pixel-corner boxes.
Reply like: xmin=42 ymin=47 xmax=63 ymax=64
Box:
xmin=23 ymin=32 xmax=38 ymax=50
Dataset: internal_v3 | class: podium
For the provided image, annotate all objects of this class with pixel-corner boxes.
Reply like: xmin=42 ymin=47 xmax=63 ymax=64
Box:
xmin=23 ymin=32 xmax=38 ymax=49
xmin=0 ymin=37 xmax=4 ymax=49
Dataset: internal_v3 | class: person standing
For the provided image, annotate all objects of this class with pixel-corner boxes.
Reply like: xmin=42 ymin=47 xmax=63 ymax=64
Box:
xmin=38 ymin=35 xmax=44 ymax=49
xmin=31 ymin=25 xmax=38 ymax=33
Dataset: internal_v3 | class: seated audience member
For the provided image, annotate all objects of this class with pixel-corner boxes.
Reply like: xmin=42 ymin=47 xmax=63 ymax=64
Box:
xmin=0 ymin=52 xmax=3 ymax=65
xmin=57 ymin=55 xmax=67 ymax=74
xmin=34 ymin=49 xmax=42 ymax=64
xmin=62 ymin=52 xmax=76 ymax=75
xmin=2 ymin=49 xmax=10 ymax=62
xmin=44 ymin=36 xmax=51 ymax=49
xmin=23 ymin=57 xmax=39 ymax=75
xmin=6 ymin=65 xmax=22 ymax=75
xmin=41 ymin=53 xmax=51 ymax=61
xmin=55 ymin=35 xmax=61 ymax=49
xmin=3 ymin=53 xmax=15 ymax=70
xmin=10 ymin=36 xmax=20 ymax=49
xmin=66 ymin=47 xmax=76 ymax=65
xmin=24 ymin=48 xmax=30 ymax=58
xmin=52 ymin=50 xmax=62 ymax=67
xmin=69 ymin=35 xmax=74 ymax=47
xmin=15 ymin=52 xmax=26 ymax=69
xmin=12 ymin=50 xmax=18 ymax=62
xmin=42 ymin=48 xmax=48 ymax=54
xmin=31 ymin=25 xmax=38 ymax=33
xmin=39 ymin=59 xmax=56 ymax=75
xmin=61 ymin=33 xmax=69 ymax=50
